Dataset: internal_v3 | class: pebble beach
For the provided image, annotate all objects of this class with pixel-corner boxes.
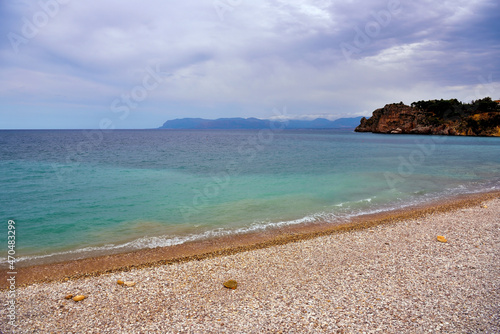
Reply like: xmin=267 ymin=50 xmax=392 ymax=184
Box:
xmin=1 ymin=194 xmax=499 ymax=333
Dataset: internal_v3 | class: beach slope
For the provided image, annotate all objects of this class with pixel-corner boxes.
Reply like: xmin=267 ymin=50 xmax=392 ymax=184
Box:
xmin=1 ymin=196 xmax=499 ymax=333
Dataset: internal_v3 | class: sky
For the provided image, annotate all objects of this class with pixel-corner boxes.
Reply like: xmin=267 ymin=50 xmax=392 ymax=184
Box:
xmin=1 ymin=0 xmax=499 ymax=129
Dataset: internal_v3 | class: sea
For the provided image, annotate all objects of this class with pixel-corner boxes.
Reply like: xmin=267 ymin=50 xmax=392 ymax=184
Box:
xmin=1 ymin=129 xmax=499 ymax=266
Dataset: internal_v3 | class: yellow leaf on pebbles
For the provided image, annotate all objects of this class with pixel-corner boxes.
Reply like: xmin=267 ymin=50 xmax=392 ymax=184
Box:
xmin=72 ymin=295 xmax=86 ymax=302
xmin=223 ymin=280 xmax=238 ymax=289
xmin=437 ymin=235 xmax=447 ymax=243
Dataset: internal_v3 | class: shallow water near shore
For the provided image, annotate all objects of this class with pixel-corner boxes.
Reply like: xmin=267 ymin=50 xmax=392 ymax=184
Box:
xmin=1 ymin=129 xmax=499 ymax=265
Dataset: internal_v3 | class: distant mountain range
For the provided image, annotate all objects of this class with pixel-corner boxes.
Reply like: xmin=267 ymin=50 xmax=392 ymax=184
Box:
xmin=159 ymin=116 xmax=364 ymax=129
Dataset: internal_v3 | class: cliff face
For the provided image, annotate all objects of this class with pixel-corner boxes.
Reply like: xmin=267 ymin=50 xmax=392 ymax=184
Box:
xmin=356 ymin=104 xmax=421 ymax=134
xmin=355 ymin=100 xmax=500 ymax=136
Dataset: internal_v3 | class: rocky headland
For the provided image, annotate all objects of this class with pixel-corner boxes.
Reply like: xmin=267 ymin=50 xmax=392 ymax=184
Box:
xmin=355 ymin=97 xmax=500 ymax=136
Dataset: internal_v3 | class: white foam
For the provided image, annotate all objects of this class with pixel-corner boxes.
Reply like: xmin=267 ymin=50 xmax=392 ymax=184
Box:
xmin=0 ymin=213 xmax=333 ymax=266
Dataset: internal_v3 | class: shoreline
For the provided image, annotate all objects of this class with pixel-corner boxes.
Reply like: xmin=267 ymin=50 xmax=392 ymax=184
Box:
xmin=1 ymin=190 xmax=499 ymax=289
xmin=1 ymin=192 xmax=499 ymax=332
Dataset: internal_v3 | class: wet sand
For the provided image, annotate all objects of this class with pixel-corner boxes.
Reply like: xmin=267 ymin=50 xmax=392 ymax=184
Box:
xmin=1 ymin=191 xmax=499 ymax=289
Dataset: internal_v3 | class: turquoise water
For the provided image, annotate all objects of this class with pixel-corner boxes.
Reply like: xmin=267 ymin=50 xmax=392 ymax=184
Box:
xmin=1 ymin=129 xmax=499 ymax=265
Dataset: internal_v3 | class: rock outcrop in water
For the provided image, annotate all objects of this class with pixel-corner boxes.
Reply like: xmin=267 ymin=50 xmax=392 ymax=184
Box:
xmin=355 ymin=97 xmax=500 ymax=136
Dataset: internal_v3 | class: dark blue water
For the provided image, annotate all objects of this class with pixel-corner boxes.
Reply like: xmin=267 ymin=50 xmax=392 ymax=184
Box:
xmin=1 ymin=129 xmax=499 ymax=265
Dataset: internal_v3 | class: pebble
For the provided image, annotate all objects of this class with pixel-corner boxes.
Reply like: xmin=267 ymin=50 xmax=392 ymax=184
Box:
xmin=72 ymin=295 xmax=86 ymax=302
xmin=123 ymin=281 xmax=136 ymax=287
xmin=223 ymin=280 xmax=238 ymax=289
xmin=436 ymin=235 xmax=447 ymax=243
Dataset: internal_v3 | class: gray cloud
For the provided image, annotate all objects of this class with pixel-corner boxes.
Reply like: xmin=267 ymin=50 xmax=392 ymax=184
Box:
xmin=1 ymin=0 xmax=499 ymax=128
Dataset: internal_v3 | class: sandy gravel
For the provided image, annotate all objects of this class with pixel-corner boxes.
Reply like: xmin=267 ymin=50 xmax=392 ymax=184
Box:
xmin=1 ymin=198 xmax=499 ymax=333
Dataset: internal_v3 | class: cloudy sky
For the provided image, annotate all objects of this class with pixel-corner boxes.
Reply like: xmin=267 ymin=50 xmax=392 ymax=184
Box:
xmin=1 ymin=0 xmax=499 ymax=129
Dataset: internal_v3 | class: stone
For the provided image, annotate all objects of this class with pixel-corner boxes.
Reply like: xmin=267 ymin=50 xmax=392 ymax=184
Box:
xmin=481 ymin=205 xmax=487 ymax=208
xmin=65 ymin=294 xmax=73 ymax=299
xmin=117 ymin=280 xmax=124 ymax=285
xmin=123 ymin=281 xmax=136 ymax=287
xmin=390 ymin=128 xmax=402 ymax=134
xmin=72 ymin=295 xmax=86 ymax=302
xmin=437 ymin=235 xmax=447 ymax=243
xmin=223 ymin=280 xmax=238 ymax=289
